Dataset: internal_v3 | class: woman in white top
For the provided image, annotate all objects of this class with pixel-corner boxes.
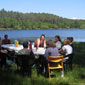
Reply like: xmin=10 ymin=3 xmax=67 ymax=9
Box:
xmin=60 ymin=39 xmax=73 ymax=62
xmin=61 ymin=39 xmax=73 ymax=71
xmin=55 ymin=35 xmax=62 ymax=50
xmin=61 ymin=39 xmax=73 ymax=56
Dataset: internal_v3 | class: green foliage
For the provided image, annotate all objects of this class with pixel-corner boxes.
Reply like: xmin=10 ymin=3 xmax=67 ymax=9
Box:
xmin=0 ymin=9 xmax=85 ymax=30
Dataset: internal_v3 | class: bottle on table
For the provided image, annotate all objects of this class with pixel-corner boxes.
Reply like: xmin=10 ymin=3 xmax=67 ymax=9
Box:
xmin=29 ymin=42 xmax=32 ymax=50
xmin=15 ymin=40 xmax=19 ymax=47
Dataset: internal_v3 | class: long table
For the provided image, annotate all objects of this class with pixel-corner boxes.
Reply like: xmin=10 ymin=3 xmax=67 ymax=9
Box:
xmin=1 ymin=44 xmax=46 ymax=55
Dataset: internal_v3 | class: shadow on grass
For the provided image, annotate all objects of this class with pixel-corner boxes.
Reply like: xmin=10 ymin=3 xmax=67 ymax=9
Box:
xmin=0 ymin=70 xmax=71 ymax=85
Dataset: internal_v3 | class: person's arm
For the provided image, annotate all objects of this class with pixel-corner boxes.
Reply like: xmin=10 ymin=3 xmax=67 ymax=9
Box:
xmin=59 ymin=46 xmax=66 ymax=55
xmin=30 ymin=50 xmax=35 ymax=60
xmin=44 ymin=49 xmax=49 ymax=60
xmin=44 ymin=40 xmax=46 ymax=47
xmin=36 ymin=39 xmax=40 ymax=49
xmin=1 ymin=49 xmax=8 ymax=53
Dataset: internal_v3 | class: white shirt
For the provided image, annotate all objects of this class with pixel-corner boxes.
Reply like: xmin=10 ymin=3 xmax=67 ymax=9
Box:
xmin=55 ymin=41 xmax=62 ymax=49
xmin=62 ymin=45 xmax=73 ymax=55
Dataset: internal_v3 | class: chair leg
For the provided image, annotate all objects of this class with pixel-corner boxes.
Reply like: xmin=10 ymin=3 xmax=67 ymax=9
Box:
xmin=62 ymin=68 xmax=64 ymax=78
xmin=64 ymin=64 xmax=67 ymax=72
xmin=48 ymin=69 xmax=51 ymax=79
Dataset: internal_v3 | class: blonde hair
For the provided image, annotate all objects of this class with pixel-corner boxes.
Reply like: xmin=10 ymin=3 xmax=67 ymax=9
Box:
xmin=63 ymin=39 xmax=70 ymax=45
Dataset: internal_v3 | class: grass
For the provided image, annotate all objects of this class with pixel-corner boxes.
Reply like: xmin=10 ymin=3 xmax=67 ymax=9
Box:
xmin=0 ymin=64 xmax=85 ymax=85
xmin=0 ymin=42 xmax=85 ymax=85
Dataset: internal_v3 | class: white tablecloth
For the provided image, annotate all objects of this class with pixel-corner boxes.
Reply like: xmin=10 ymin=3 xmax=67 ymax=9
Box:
xmin=1 ymin=44 xmax=46 ymax=55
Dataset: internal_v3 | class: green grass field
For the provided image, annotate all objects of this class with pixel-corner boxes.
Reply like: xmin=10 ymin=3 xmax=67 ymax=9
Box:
xmin=0 ymin=42 xmax=85 ymax=85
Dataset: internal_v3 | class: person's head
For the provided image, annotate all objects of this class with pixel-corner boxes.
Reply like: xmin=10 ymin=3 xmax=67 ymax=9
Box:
xmin=46 ymin=40 xmax=56 ymax=48
xmin=63 ymin=39 xmax=70 ymax=45
xmin=23 ymin=41 xmax=28 ymax=48
xmin=67 ymin=37 xmax=73 ymax=43
xmin=4 ymin=34 xmax=8 ymax=39
xmin=55 ymin=35 xmax=61 ymax=42
xmin=40 ymin=34 xmax=45 ymax=41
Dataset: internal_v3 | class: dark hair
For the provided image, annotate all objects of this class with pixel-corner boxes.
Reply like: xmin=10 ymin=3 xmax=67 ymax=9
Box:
xmin=67 ymin=37 xmax=74 ymax=42
xmin=55 ymin=35 xmax=61 ymax=42
xmin=40 ymin=34 xmax=45 ymax=38
xmin=23 ymin=41 xmax=28 ymax=48
xmin=4 ymin=34 xmax=8 ymax=38
xmin=47 ymin=40 xmax=56 ymax=48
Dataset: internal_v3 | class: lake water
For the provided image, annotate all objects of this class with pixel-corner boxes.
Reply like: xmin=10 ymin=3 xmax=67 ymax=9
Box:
xmin=0 ymin=29 xmax=85 ymax=42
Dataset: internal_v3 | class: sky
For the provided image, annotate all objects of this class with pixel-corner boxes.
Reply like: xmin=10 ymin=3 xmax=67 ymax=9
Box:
xmin=0 ymin=0 xmax=85 ymax=19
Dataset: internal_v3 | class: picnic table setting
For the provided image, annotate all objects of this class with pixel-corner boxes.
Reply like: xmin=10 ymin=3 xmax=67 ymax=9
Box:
xmin=1 ymin=43 xmax=46 ymax=55
xmin=0 ymin=36 xmax=73 ymax=79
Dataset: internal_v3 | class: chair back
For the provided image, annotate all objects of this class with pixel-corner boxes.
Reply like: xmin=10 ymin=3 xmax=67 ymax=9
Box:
xmin=48 ymin=55 xmax=63 ymax=63
xmin=48 ymin=55 xmax=64 ymax=79
xmin=16 ymin=54 xmax=35 ymax=66
xmin=0 ymin=52 xmax=7 ymax=65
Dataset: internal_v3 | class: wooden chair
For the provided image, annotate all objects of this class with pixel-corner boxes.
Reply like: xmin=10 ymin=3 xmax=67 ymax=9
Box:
xmin=48 ymin=55 xmax=64 ymax=79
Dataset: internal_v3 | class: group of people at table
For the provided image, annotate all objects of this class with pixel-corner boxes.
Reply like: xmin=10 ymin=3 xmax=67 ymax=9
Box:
xmin=0 ymin=34 xmax=74 ymax=77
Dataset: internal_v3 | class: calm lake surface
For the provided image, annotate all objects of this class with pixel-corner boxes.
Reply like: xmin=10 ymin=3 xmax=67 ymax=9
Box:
xmin=0 ymin=29 xmax=85 ymax=42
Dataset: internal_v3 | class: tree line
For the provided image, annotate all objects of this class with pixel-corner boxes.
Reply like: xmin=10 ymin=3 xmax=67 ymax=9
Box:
xmin=0 ymin=9 xmax=85 ymax=30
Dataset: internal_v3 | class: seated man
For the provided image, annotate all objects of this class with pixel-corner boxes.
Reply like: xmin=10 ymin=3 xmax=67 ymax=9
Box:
xmin=17 ymin=41 xmax=35 ymax=76
xmin=2 ymin=34 xmax=11 ymax=44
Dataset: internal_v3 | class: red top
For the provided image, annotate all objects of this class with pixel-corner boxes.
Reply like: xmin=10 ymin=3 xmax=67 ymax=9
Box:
xmin=2 ymin=39 xmax=11 ymax=44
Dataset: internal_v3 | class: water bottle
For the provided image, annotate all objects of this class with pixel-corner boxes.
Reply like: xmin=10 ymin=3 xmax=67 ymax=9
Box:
xmin=32 ymin=42 xmax=34 ymax=48
xmin=29 ymin=42 xmax=32 ymax=50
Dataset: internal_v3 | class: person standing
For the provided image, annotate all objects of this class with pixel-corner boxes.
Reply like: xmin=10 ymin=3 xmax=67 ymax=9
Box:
xmin=34 ymin=34 xmax=46 ymax=49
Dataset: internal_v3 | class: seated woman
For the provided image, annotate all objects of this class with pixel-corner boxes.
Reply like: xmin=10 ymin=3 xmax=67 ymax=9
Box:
xmin=54 ymin=35 xmax=62 ymax=50
xmin=2 ymin=34 xmax=11 ymax=44
xmin=60 ymin=39 xmax=73 ymax=58
xmin=34 ymin=34 xmax=46 ymax=48
xmin=44 ymin=40 xmax=60 ymax=76
xmin=44 ymin=40 xmax=60 ymax=60
xmin=60 ymin=39 xmax=73 ymax=71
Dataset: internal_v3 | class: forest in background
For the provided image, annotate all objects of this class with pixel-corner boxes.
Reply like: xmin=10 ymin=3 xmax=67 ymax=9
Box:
xmin=0 ymin=9 xmax=85 ymax=30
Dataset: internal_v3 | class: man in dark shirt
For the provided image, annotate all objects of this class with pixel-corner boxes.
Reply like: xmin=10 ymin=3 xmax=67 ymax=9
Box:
xmin=18 ymin=41 xmax=31 ymax=55
xmin=17 ymin=41 xmax=35 ymax=77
